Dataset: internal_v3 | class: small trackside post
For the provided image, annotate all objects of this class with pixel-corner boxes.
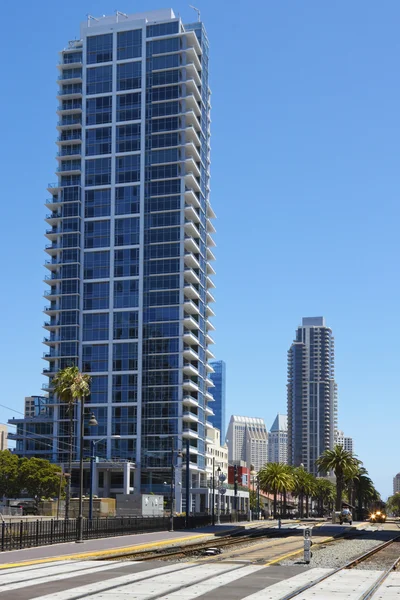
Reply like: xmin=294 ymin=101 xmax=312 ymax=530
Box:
xmin=303 ymin=527 xmax=313 ymax=564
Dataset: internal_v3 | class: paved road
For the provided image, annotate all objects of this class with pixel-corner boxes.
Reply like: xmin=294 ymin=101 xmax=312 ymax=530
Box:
xmin=1 ymin=558 xmax=397 ymax=599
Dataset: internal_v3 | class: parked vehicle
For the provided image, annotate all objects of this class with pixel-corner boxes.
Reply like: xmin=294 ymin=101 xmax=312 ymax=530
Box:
xmin=339 ymin=508 xmax=352 ymax=525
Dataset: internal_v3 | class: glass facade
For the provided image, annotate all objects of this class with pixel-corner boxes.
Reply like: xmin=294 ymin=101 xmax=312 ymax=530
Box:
xmin=287 ymin=319 xmax=337 ymax=475
xmin=39 ymin=10 xmax=215 ymax=498
xmin=209 ymin=360 xmax=226 ymax=442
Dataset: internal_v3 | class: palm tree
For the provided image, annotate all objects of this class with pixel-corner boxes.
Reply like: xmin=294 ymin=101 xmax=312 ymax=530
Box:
xmin=314 ymin=478 xmax=335 ymax=517
xmin=258 ymin=463 xmax=293 ymax=518
xmin=291 ymin=466 xmax=316 ymax=518
xmin=52 ymin=366 xmax=91 ymax=519
xmin=316 ymin=445 xmax=359 ymax=511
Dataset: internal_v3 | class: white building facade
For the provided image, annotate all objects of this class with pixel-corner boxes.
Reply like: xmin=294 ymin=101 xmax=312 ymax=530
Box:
xmin=334 ymin=430 xmax=354 ymax=455
xmin=226 ymin=415 xmax=268 ymax=473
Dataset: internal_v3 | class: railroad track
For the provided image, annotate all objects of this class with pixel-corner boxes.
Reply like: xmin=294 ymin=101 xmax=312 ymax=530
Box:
xmin=279 ymin=534 xmax=400 ymax=600
xmin=103 ymin=522 xmax=318 ymax=562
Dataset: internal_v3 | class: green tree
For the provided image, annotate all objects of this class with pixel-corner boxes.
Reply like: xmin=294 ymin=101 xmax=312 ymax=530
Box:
xmin=386 ymin=493 xmax=400 ymax=517
xmin=52 ymin=366 xmax=91 ymax=519
xmin=313 ymin=478 xmax=335 ymax=517
xmin=258 ymin=463 xmax=293 ymax=518
xmin=0 ymin=450 xmax=20 ymax=498
xmin=291 ymin=467 xmax=316 ymax=518
xmin=316 ymin=445 xmax=360 ymax=511
xmin=19 ymin=458 xmax=65 ymax=507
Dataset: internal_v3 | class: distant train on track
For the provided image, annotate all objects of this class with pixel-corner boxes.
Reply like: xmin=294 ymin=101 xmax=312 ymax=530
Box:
xmin=370 ymin=510 xmax=386 ymax=523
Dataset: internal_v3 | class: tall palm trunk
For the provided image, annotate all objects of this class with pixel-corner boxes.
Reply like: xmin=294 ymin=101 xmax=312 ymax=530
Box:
xmin=65 ymin=403 xmax=74 ymax=520
xmin=273 ymin=492 xmax=277 ymax=518
xmin=305 ymin=495 xmax=309 ymax=518
xmin=335 ymin=473 xmax=343 ymax=511
xmin=283 ymin=490 xmax=287 ymax=518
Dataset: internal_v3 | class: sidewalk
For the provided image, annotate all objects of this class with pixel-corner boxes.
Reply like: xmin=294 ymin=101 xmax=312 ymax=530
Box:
xmin=0 ymin=523 xmax=251 ymax=568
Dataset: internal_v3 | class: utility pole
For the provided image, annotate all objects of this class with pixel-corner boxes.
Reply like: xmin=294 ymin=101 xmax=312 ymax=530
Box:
xmin=185 ymin=438 xmax=190 ymax=528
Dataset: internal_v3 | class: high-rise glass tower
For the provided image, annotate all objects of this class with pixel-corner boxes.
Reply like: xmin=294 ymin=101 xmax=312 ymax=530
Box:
xmin=287 ymin=317 xmax=337 ymax=475
xmin=42 ymin=8 xmax=216 ymax=501
xmin=209 ymin=360 xmax=226 ymax=441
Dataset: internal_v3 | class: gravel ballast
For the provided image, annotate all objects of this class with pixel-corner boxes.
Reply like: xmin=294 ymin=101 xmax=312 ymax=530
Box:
xmin=279 ymin=537 xmax=382 ymax=569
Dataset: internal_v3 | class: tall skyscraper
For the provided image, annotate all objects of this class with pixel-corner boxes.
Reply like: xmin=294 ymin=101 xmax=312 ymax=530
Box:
xmin=209 ymin=360 xmax=226 ymax=441
xmin=393 ymin=473 xmax=400 ymax=495
xmin=41 ymin=8 xmax=215 ymax=502
xmin=287 ymin=317 xmax=337 ymax=475
xmin=268 ymin=413 xmax=288 ymax=464
xmin=226 ymin=415 xmax=268 ymax=472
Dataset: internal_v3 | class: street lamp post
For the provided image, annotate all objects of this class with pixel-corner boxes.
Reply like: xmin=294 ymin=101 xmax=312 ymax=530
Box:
xmin=216 ymin=466 xmax=221 ymax=525
xmin=76 ymin=408 xmax=98 ymax=543
xmin=211 ymin=457 xmax=215 ymax=526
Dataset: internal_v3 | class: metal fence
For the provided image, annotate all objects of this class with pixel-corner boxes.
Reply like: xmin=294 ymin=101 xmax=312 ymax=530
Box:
xmin=0 ymin=512 xmax=249 ymax=552
xmin=0 ymin=516 xmax=170 ymax=552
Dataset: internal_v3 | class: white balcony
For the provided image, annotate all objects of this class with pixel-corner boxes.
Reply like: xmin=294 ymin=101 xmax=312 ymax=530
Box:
xmin=184 ymin=93 xmax=201 ymax=116
xmin=183 ymin=315 xmax=199 ymax=330
xmin=182 ymin=428 xmax=199 ymax=440
xmin=206 ymin=290 xmax=216 ymax=303
xmin=183 ymin=379 xmax=199 ymax=393
xmin=184 ymin=110 xmax=201 ymax=132
xmin=207 ymin=233 xmax=216 ymax=247
xmin=206 ymin=320 xmax=216 ymax=331
xmin=206 ymin=363 xmax=215 ymax=374
xmin=185 ymin=29 xmax=202 ymax=55
xmin=183 ymin=411 xmax=199 ymax=423
xmin=207 ymin=219 xmax=216 ymax=234
xmin=184 ymin=235 xmax=200 ymax=254
xmin=183 ymin=347 xmax=199 ymax=361
xmin=184 ymin=205 xmax=200 ymax=224
xmin=185 ymin=46 xmax=201 ymax=71
xmin=184 ymin=268 xmax=200 ymax=285
xmin=185 ymin=141 xmax=201 ymax=163
xmin=206 ymin=348 xmax=215 ymax=360
xmin=184 ymin=63 xmax=201 ymax=86
xmin=205 ymin=405 xmax=215 ymax=417
xmin=205 ymin=377 xmax=215 ymax=388
xmin=185 ymin=78 xmax=201 ymax=101
xmin=185 ymin=172 xmax=200 ymax=193
xmin=183 ymin=395 xmax=199 ymax=408
xmin=183 ymin=299 xmax=200 ymax=315
xmin=184 ymin=252 xmax=200 ymax=270
xmin=206 ymin=248 xmax=216 ymax=261
xmin=183 ymin=363 xmax=199 ymax=377
xmin=183 ymin=331 xmax=198 ymax=346
xmin=184 ymin=283 xmax=200 ymax=300
xmin=206 ymin=333 xmax=215 ymax=345
xmin=43 ymin=289 xmax=59 ymax=301
xmin=184 ymin=156 xmax=201 ymax=179
xmin=206 ymin=305 xmax=215 ymax=317
xmin=184 ymin=188 xmax=200 ymax=209
xmin=184 ymin=220 xmax=200 ymax=239
xmin=207 ymin=263 xmax=216 ymax=276
xmin=207 ymin=203 xmax=216 ymax=219
xmin=205 ymin=391 xmax=214 ymax=401
xmin=185 ymin=125 xmax=201 ymax=147
xmin=56 ymin=105 xmax=83 ymax=116
xmin=206 ymin=276 xmax=216 ymax=289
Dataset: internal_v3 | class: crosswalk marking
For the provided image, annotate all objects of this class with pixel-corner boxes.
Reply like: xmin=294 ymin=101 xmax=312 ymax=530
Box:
xmin=0 ymin=560 xmax=128 ymax=593
xmin=241 ymin=568 xmax=332 ymax=599
xmin=155 ymin=564 xmax=265 ymax=599
xmin=31 ymin=561 xmax=199 ymax=600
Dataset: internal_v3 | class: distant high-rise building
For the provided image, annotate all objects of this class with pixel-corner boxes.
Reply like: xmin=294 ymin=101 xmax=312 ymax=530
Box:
xmin=226 ymin=415 xmax=268 ymax=472
xmin=334 ymin=430 xmax=354 ymax=455
xmin=287 ymin=317 xmax=338 ymax=475
xmin=209 ymin=360 xmax=226 ymax=442
xmin=268 ymin=413 xmax=288 ymax=464
xmin=393 ymin=473 xmax=400 ymax=495
xmin=9 ymin=396 xmax=53 ymax=457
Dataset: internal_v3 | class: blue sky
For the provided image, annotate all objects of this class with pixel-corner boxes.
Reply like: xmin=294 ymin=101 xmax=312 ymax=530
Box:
xmin=0 ymin=1 xmax=399 ymax=498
